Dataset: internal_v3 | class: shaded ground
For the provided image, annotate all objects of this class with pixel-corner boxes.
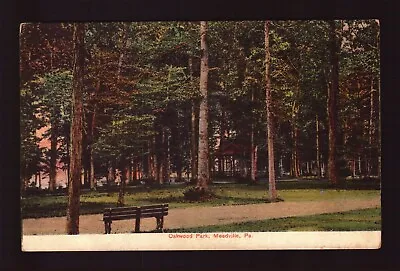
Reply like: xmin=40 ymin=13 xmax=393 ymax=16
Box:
xmin=23 ymin=197 xmax=380 ymax=235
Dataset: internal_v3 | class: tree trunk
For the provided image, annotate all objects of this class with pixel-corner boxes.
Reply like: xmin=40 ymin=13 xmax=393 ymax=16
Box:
xmin=290 ymin=99 xmax=300 ymax=178
xmin=265 ymin=21 xmax=277 ymax=200
xmin=196 ymin=21 xmax=210 ymax=190
xmin=377 ymin=76 xmax=381 ymax=179
xmin=117 ymin=22 xmax=130 ymax=84
xmin=377 ymin=26 xmax=381 ymax=180
xmin=156 ymin=130 xmax=162 ymax=184
xmin=66 ymin=136 xmax=70 ymax=188
xmin=49 ymin=117 xmax=58 ymax=192
xmin=177 ymin=167 xmax=182 ymax=181
xmin=129 ymin=158 xmax=134 ymax=183
xmin=250 ymin=89 xmax=257 ymax=182
xmin=316 ymin=114 xmax=321 ymax=178
xmin=117 ymin=163 xmax=128 ymax=207
xmin=83 ymin=166 xmax=88 ymax=188
xmin=38 ymin=171 xmax=41 ymax=189
xmin=88 ymin=80 xmax=99 ymax=190
xmin=369 ymin=77 xmax=376 ymax=176
xmin=251 ymin=146 xmax=258 ymax=182
xmin=162 ymin=127 xmax=169 ymax=183
xmin=147 ymin=139 xmax=154 ymax=180
xmin=89 ymin=153 xmax=95 ymax=189
xmin=327 ymin=20 xmax=339 ymax=185
xmin=189 ymin=56 xmax=198 ymax=182
xmin=66 ymin=23 xmax=85 ymax=235
xmin=250 ymin=136 xmax=256 ymax=181
xmin=153 ymin=137 xmax=160 ymax=183
xmin=107 ymin=165 xmax=115 ymax=185
xmin=291 ymin=124 xmax=299 ymax=177
xmin=21 ymin=165 xmax=28 ymax=195
xmin=219 ymin=110 xmax=226 ymax=176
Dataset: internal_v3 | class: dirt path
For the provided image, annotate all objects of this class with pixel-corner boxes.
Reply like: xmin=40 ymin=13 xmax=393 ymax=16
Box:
xmin=23 ymin=197 xmax=380 ymax=235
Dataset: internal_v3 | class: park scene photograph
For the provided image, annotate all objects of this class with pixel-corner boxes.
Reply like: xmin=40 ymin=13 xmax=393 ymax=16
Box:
xmin=20 ymin=20 xmax=381 ymax=249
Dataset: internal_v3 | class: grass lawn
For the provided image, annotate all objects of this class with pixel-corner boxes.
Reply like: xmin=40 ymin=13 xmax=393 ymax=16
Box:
xmin=21 ymin=179 xmax=380 ymax=219
xmin=165 ymin=208 xmax=381 ymax=232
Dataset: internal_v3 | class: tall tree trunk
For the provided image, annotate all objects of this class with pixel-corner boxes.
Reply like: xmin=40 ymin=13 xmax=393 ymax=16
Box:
xmin=219 ymin=110 xmax=226 ymax=176
xmin=369 ymin=77 xmax=376 ymax=176
xmin=148 ymin=138 xmax=156 ymax=180
xmin=177 ymin=167 xmax=182 ymax=181
xmin=129 ymin=158 xmax=134 ymax=183
xmin=117 ymin=162 xmax=128 ymax=207
xmin=152 ymin=137 xmax=158 ymax=182
xmin=156 ymin=129 xmax=163 ymax=184
xmin=117 ymin=22 xmax=130 ymax=84
xmin=265 ymin=21 xmax=277 ymax=200
xmin=38 ymin=171 xmax=42 ymax=189
xmin=316 ymin=114 xmax=322 ymax=178
xmin=189 ymin=57 xmax=198 ymax=182
xmin=294 ymin=126 xmax=300 ymax=177
xmin=89 ymin=151 xmax=95 ymax=189
xmin=377 ymin=26 xmax=381 ymax=180
xmin=66 ymin=135 xmax=70 ymax=188
xmin=49 ymin=113 xmax=59 ymax=192
xmin=88 ymin=79 xmax=99 ymax=190
xmin=21 ymin=165 xmax=27 ymax=195
xmin=250 ymin=89 xmax=257 ymax=182
xmin=290 ymin=100 xmax=300 ymax=178
xmin=83 ymin=166 xmax=88 ymax=188
xmin=250 ymin=130 xmax=256 ymax=182
xmin=66 ymin=23 xmax=85 ymax=235
xmin=162 ymin=127 xmax=169 ymax=183
xmin=251 ymin=146 xmax=258 ymax=181
xmin=107 ymin=164 xmax=115 ymax=187
xmin=327 ymin=20 xmax=339 ymax=185
xmin=196 ymin=21 xmax=210 ymax=190
xmin=377 ymin=76 xmax=381 ymax=180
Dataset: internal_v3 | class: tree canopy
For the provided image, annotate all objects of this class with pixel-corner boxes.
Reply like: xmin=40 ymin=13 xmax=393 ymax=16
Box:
xmin=20 ymin=20 xmax=380 ymax=193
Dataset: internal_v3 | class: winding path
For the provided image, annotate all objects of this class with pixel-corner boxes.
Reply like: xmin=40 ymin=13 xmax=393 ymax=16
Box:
xmin=23 ymin=197 xmax=380 ymax=235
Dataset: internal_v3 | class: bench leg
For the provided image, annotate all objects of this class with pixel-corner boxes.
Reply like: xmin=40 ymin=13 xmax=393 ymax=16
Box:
xmin=156 ymin=216 xmax=164 ymax=232
xmin=104 ymin=221 xmax=112 ymax=234
xmin=135 ymin=217 xmax=141 ymax=233
xmin=160 ymin=217 xmax=164 ymax=232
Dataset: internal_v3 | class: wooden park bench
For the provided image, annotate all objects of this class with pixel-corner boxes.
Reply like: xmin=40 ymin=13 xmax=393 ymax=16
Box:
xmin=103 ymin=203 xmax=168 ymax=234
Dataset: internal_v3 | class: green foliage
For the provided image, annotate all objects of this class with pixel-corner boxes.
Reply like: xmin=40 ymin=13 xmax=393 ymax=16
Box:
xmin=20 ymin=20 xmax=380 ymax=186
xmin=20 ymin=85 xmax=46 ymax=181
xmin=93 ymin=114 xmax=155 ymax=164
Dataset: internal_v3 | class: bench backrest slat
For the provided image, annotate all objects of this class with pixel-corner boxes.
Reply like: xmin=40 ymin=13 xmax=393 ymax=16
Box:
xmin=104 ymin=208 xmax=138 ymax=215
xmin=139 ymin=204 xmax=168 ymax=210
xmin=104 ymin=214 xmax=138 ymax=221
xmin=103 ymin=204 xmax=168 ymax=221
